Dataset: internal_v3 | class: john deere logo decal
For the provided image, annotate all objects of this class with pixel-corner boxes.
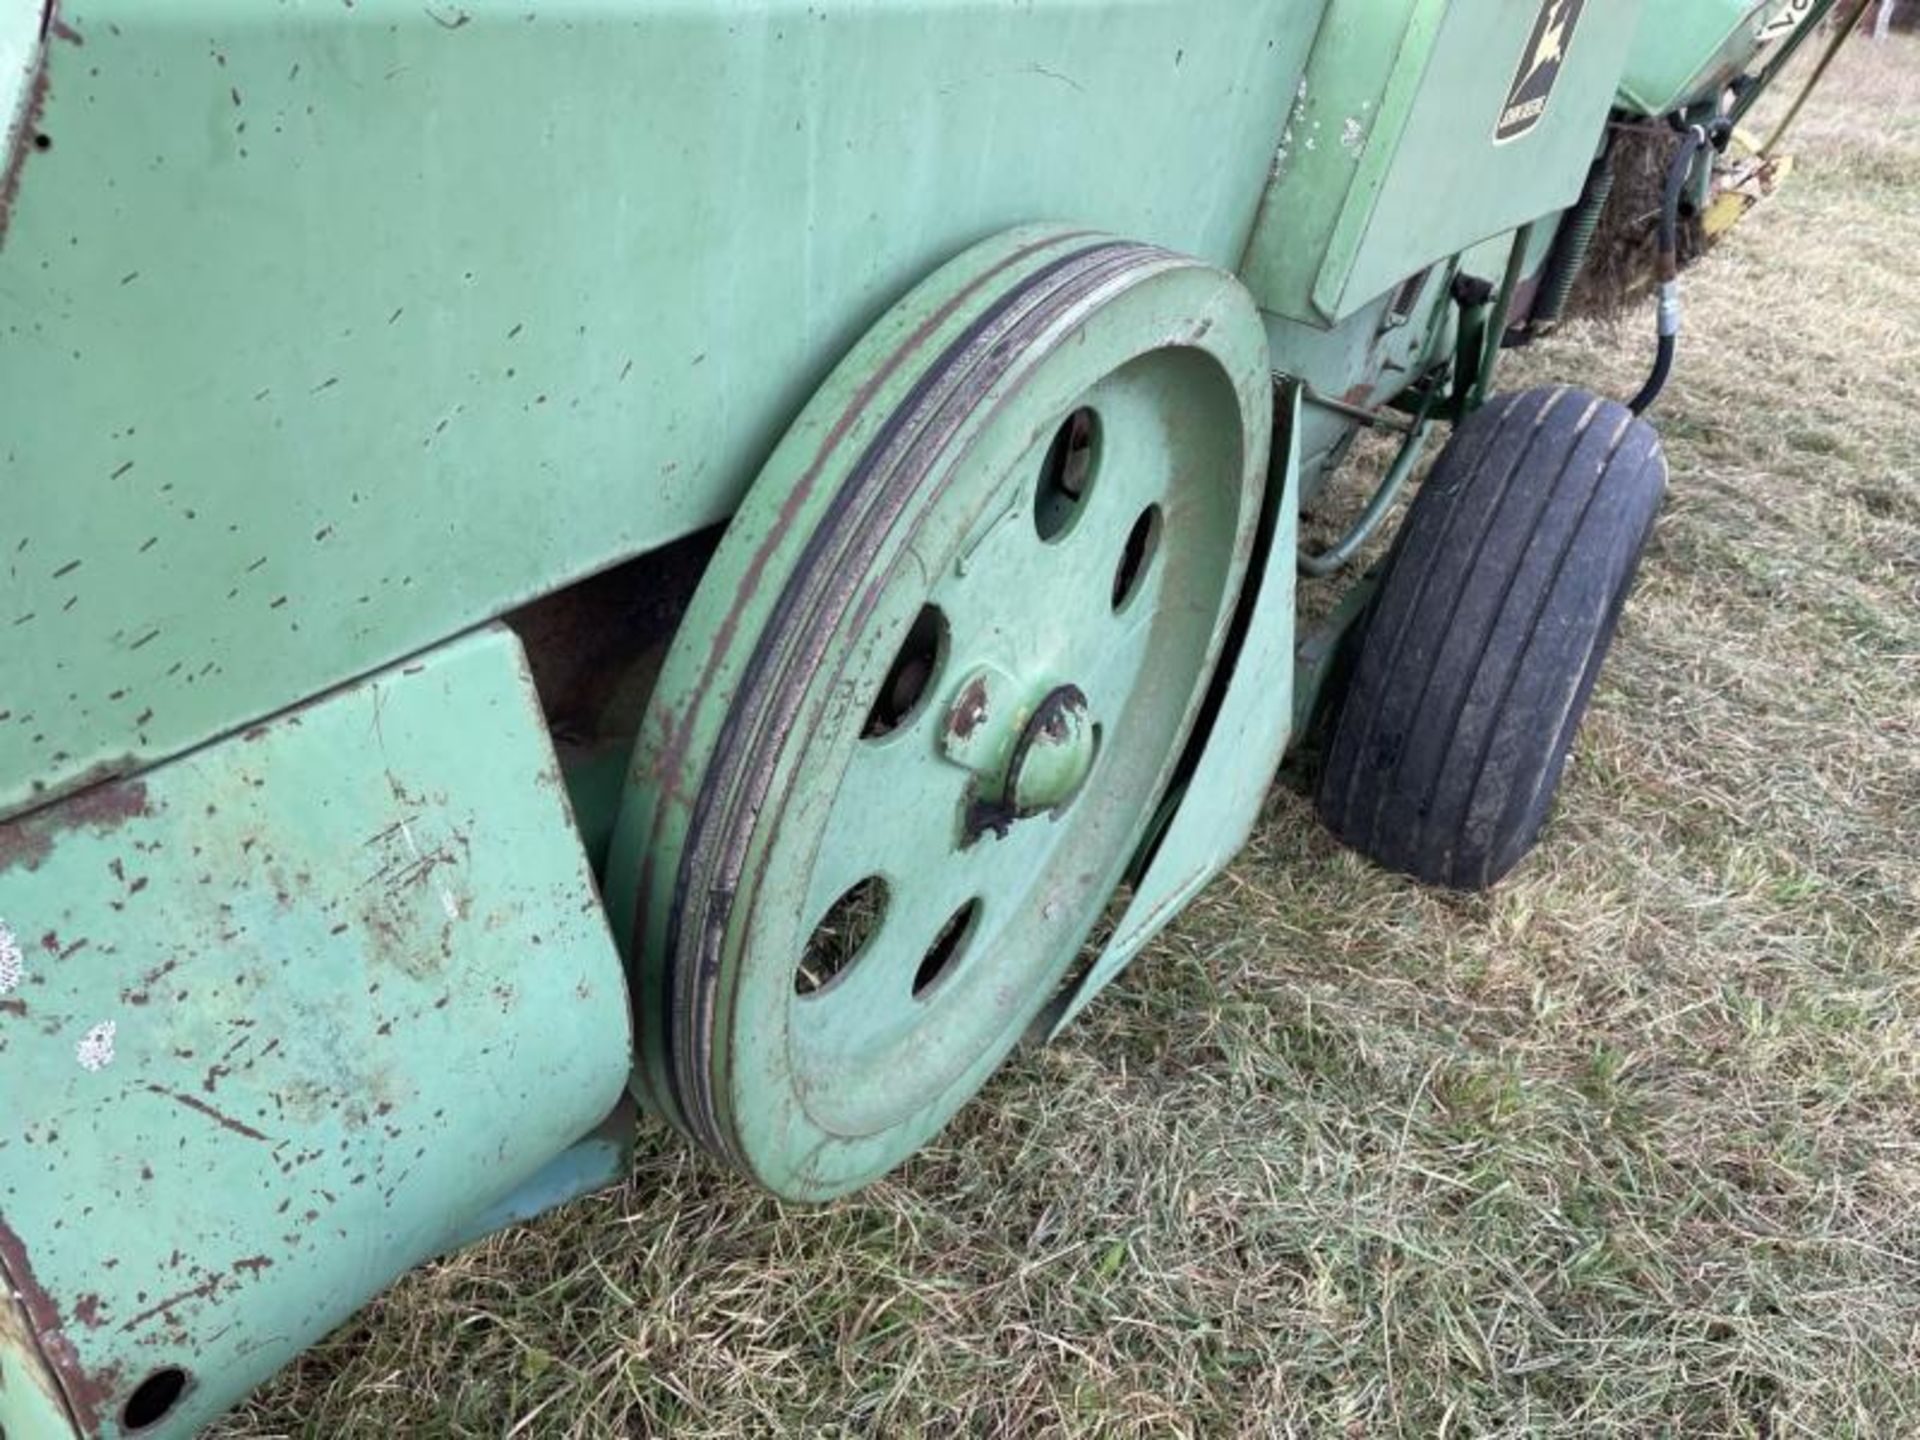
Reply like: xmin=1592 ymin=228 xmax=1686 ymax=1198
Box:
xmin=1495 ymin=0 xmax=1586 ymax=144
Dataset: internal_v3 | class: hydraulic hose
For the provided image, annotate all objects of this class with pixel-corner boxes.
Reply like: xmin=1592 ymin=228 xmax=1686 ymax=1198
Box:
xmin=1629 ymin=124 xmax=1710 ymax=415
xmin=1632 ymin=334 xmax=1676 ymax=419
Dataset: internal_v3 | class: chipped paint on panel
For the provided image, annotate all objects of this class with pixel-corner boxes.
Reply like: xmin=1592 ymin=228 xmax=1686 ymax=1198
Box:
xmin=0 ymin=918 xmax=21 ymax=993
xmin=0 ymin=776 xmax=152 ymax=877
xmin=73 ymin=1019 xmax=114 ymax=1071
xmin=0 ymin=625 xmax=631 ymax=1436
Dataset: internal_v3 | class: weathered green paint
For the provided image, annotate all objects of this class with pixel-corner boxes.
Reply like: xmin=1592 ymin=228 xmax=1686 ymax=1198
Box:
xmin=607 ymin=226 xmax=1273 ymax=1200
xmin=1241 ymin=0 xmax=1641 ymax=329
xmin=1618 ymin=0 xmax=1812 ymax=117
xmin=1263 ymin=274 xmax=1448 ymax=508
xmin=0 ymin=0 xmax=1313 ymax=824
xmin=0 ymin=0 xmax=1842 ymax=1429
xmin=0 ymin=626 xmax=631 ymax=1437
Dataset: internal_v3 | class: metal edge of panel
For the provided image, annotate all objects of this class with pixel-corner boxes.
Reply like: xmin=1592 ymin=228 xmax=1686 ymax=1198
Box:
xmin=0 ymin=622 xmax=634 ymax=1436
xmin=0 ymin=2 xmax=51 ymax=252
xmin=1309 ymin=0 xmax=1451 ymax=325
xmin=0 ymin=1224 xmax=90 ymax=1439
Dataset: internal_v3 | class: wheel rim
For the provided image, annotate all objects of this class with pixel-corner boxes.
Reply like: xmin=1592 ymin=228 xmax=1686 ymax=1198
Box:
xmin=608 ymin=227 xmax=1272 ymax=1199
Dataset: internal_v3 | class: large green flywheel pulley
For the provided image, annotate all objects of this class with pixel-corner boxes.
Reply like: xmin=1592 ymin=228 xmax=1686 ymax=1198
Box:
xmin=606 ymin=226 xmax=1273 ymax=1200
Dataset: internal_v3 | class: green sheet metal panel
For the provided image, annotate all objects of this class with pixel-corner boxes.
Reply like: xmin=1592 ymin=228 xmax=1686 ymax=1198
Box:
xmin=1242 ymin=0 xmax=1643 ymax=328
xmin=1617 ymin=0 xmax=1805 ymax=116
xmin=0 ymin=624 xmax=631 ymax=1438
xmin=0 ymin=0 xmax=1318 ymax=824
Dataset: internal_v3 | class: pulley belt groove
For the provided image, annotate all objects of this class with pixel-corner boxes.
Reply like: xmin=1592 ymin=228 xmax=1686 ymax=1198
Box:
xmin=666 ymin=239 xmax=1173 ymax=1162
xmin=627 ymin=227 xmax=1101 ymax=1138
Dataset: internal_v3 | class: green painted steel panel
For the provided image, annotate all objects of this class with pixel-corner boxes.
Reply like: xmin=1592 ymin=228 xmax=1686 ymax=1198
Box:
xmin=1242 ymin=0 xmax=1643 ymax=327
xmin=1618 ymin=0 xmax=1805 ymax=116
xmin=0 ymin=0 xmax=1316 ymax=824
xmin=0 ymin=624 xmax=631 ymax=1438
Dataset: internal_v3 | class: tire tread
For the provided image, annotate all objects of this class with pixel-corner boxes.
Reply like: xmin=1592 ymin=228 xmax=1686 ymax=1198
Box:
xmin=1317 ymin=386 xmax=1667 ymax=889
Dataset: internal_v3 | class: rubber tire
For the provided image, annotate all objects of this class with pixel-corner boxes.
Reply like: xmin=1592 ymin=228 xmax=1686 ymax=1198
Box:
xmin=1316 ymin=386 xmax=1667 ymax=890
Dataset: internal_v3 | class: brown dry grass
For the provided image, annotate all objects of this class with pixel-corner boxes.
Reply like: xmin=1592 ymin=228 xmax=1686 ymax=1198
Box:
xmin=216 ymin=37 xmax=1920 ymax=1440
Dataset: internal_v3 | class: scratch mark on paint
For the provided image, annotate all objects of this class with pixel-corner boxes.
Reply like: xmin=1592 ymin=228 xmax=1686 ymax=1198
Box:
xmin=395 ymin=815 xmax=462 ymax=922
xmin=1021 ymin=62 xmax=1083 ymax=92
xmin=141 ymin=1083 xmax=274 ymax=1142
xmin=118 ymin=1274 xmax=224 ymax=1333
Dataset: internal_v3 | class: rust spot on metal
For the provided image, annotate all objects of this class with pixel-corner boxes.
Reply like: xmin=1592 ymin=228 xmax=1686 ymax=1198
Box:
xmin=44 ymin=0 xmax=81 ymax=46
xmin=0 ymin=774 xmax=150 ymax=874
xmin=62 ymin=776 xmax=150 ymax=830
xmin=948 ymin=678 xmax=990 ymax=741
xmin=70 ymin=1292 xmax=105 ymax=1328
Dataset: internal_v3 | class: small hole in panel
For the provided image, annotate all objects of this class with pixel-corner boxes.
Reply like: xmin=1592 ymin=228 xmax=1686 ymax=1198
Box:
xmin=123 ymin=1367 xmax=190 ymax=1431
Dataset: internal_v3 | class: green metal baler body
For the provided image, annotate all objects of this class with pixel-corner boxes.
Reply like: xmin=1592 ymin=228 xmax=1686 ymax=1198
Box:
xmin=1 ymin=0 xmax=1313 ymax=822
xmin=1619 ymin=0 xmax=1812 ymax=116
xmin=2 ymin=2 xmax=1815 ymax=1433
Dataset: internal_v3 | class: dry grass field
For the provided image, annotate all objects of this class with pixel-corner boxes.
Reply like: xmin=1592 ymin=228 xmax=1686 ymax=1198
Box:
xmin=218 ymin=37 xmax=1919 ymax=1440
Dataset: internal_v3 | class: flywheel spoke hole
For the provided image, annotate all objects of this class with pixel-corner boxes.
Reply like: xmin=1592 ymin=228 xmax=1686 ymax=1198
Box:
xmin=913 ymin=899 xmax=981 ymax=999
xmin=864 ymin=605 xmax=948 ymax=739
xmin=1034 ymin=407 xmax=1102 ymax=543
xmin=797 ymin=876 xmax=890 ymax=997
xmin=1112 ymin=504 xmax=1163 ymax=612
